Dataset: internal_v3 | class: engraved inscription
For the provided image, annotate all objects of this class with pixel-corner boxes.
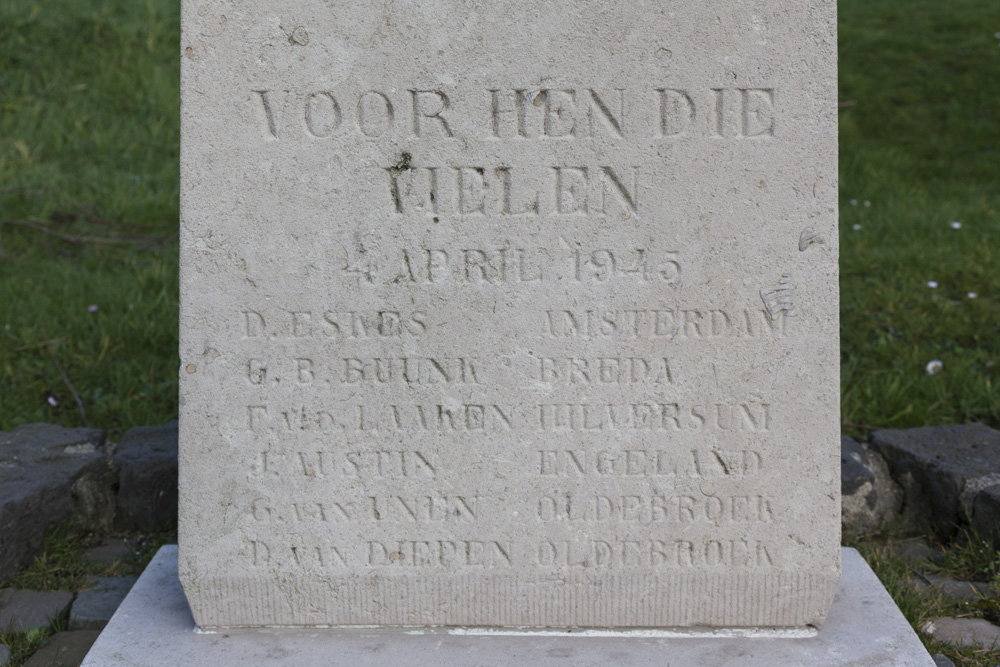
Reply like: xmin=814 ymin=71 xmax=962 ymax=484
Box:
xmin=537 ymin=449 xmax=763 ymax=478
xmin=488 ymin=88 xmax=625 ymax=139
xmin=538 ymin=357 xmax=673 ymax=385
xmin=251 ymin=450 xmax=437 ymax=479
xmin=356 ymin=404 xmax=514 ymax=432
xmin=242 ymin=309 xmax=427 ymax=340
xmin=543 ymin=308 xmax=788 ymax=339
xmin=343 ymin=357 xmax=482 ymax=385
xmin=535 ymin=402 xmax=771 ymax=432
xmin=248 ymin=357 xmax=485 ymax=386
xmin=572 ymin=248 xmax=680 ymax=285
xmin=249 ymin=495 xmax=477 ymax=523
xmin=340 ymin=246 xmax=680 ymax=286
xmin=657 ymin=88 xmax=695 ymax=136
xmin=370 ymin=495 xmax=478 ymax=522
xmin=388 ymin=248 xmax=544 ymax=284
xmin=387 ymin=163 xmax=638 ymax=217
xmin=535 ymin=539 xmax=775 ymax=568
xmin=536 ymin=493 xmax=774 ymax=525
xmin=368 ymin=540 xmax=512 ymax=568
xmin=252 ymin=86 xmax=778 ymax=141
xmin=250 ymin=540 xmax=349 ymax=568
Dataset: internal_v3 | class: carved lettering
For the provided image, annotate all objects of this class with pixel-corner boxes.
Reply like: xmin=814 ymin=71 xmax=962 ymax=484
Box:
xmin=539 ymin=357 xmax=673 ymax=385
xmin=410 ymin=90 xmax=453 ymax=137
xmin=543 ymin=308 xmax=786 ymax=339
xmin=537 ymin=449 xmax=763 ymax=478
xmin=536 ymin=539 xmax=774 ymax=568
xmin=249 ymin=540 xmax=348 ymax=568
xmin=535 ymin=402 xmax=771 ymax=432
xmin=370 ymin=495 xmax=478 ymax=522
xmin=536 ymin=493 xmax=774 ymax=525
xmin=304 ymin=92 xmax=342 ymax=138
xmin=356 ymin=404 xmax=514 ymax=432
xmin=343 ymin=357 xmax=482 ymax=385
xmin=252 ymin=86 xmax=778 ymax=141
xmin=367 ymin=540 xmax=512 ymax=568
xmin=251 ymin=450 xmax=437 ymax=479
xmin=387 ymin=163 xmax=637 ymax=217
xmin=239 ymin=309 xmax=427 ymax=340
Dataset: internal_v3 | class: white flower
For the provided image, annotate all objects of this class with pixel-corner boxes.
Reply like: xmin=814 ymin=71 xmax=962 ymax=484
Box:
xmin=47 ymin=396 xmax=58 ymax=407
xmin=950 ymin=221 xmax=962 ymax=229
xmin=968 ymin=292 xmax=978 ymax=299
xmin=88 ymin=304 xmax=98 ymax=313
xmin=853 ymin=224 xmax=862 ymax=230
xmin=849 ymin=199 xmax=858 ymax=206
xmin=927 ymin=281 xmax=938 ymax=288
xmin=864 ymin=200 xmax=871 ymax=207
xmin=926 ymin=360 xmax=943 ymax=375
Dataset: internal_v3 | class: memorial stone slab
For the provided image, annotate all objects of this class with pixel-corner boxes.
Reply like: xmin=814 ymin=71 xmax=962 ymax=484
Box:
xmin=180 ymin=0 xmax=840 ymax=629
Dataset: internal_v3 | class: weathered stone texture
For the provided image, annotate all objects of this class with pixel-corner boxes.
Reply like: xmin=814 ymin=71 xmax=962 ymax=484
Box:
xmin=871 ymin=424 xmax=1000 ymax=537
xmin=22 ymin=630 xmax=101 ymax=667
xmin=841 ymin=435 xmax=901 ymax=535
xmin=925 ymin=616 xmax=1000 ymax=650
xmin=84 ymin=547 xmax=937 ymax=667
xmin=113 ymin=421 xmax=178 ymax=531
xmin=69 ymin=577 xmax=137 ymax=631
xmin=972 ymin=483 xmax=1000 ymax=541
xmin=83 ymin=538 xmax=135 ymax=567
xmin=0 ymin=424 xmax=112 ymax=579
xmin=179 ymin=0 xmax=840 ymax=628
xmin=0 ymin=588 xmax=73 ymax=632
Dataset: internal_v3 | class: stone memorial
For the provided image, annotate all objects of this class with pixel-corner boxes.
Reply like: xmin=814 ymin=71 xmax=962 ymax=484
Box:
xmin=178 ymin=0 xmax=840 ymax=629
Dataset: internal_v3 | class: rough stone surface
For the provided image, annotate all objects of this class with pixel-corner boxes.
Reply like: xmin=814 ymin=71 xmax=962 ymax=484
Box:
xmin=930 ymin=654 xmax=955 ymax=667
xmin=0 ymin=424 xmax=112 ymax=579
xmin=83 ymin=538 xmax=136 ymax=567
xmin=0 ymin=589 xmax=73 ymax=632
xmin=179 ymin=0 xmax=841 ymax=629
xmin=841 ymin=435 xmax=902 ymax=534
xmin=0 ymin=644 xmax=9 ymax=667
xmin=113 ymin=421 xmax=178 ymax=531
xmin=909 ymin=574 xmax=990 ymax=602
xmin=23 ymin=631 xmax=101 ymax=667
xmin=890 ymin=537 xmax=943 ymax=565
xmin=972 ymin=482 xmax=1000 ymax=540
xmin=83 ymin=547 xmax=934 ymax=666
xmin=70 ymin=577 xmax=138 ymax=631
xmin=925 ymin=616 xmax=1000 ymax=650
xmin=871 ymin=423 xmax=1000 ymax=537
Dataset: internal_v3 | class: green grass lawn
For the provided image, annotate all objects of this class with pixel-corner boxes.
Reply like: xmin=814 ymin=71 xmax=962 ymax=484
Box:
xmin=839 ymin=0 xmax=1000 ymax=435
xmin=0 ymin=0 xmax=999 ymax=664
xmin=0 ymin=0 xmax=179 ymax=440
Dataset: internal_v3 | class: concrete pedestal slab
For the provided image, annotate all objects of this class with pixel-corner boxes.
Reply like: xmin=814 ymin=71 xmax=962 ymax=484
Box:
xmin=82 ymin=547 xmax=933 ymax=666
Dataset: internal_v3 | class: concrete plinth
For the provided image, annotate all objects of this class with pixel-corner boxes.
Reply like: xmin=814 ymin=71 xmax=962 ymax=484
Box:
xmin=82 ymin=547 xmax=933 ymax=666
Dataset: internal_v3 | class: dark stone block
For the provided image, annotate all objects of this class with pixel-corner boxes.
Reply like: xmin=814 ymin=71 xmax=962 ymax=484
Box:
xmin=931 ymin=653 xmax=956 ymax=667
xmin=113 ymin=421 xmax=178 ymax=531
xmin=870 ymin=423 xmax=1000 ymax=537
xmin=0 ymin=588 xmax=73 ymax=632
xmin=70 ymin=577 xmax=137 ymax=630
xmin=0 ymin=424 xmax=113 ymax=581
xmin=22 ymin=630 xmax=101 ymax=667
xmin=972 ymin=483 xmax=1000 ymax=541
xmin=83 ymin=538 xmax=135 ymax=567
